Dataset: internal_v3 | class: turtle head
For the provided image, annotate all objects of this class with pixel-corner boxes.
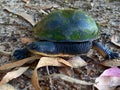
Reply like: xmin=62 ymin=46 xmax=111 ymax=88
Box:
xmin=28 ymin=42 xmax=56 ymax=54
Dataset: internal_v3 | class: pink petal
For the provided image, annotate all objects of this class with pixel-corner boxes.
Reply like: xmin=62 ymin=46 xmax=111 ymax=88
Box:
xmin=100 ymin=67 xmax=120 ymax=77
xmin=95 ymin=76 xmax=120 ymax=90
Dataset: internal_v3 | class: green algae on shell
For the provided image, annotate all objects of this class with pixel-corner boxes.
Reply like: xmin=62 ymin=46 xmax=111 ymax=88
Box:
xmin=33 ymin=9 xmax=100 ymax=42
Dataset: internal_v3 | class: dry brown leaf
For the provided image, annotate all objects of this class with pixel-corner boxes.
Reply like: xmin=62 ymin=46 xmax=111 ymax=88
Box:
xmin=0 ymin=67 xmax=29 ymax=86
xmin=38 ymin=57 xmax=72 ymax=67
xmin=111 ymin=35 xmax=120 ymax=47
xmin=67 ymin=56 xmax=87 ymax=68
xmin=102 ymin=59 xmax=120 ymax=67
xmin=0 ymin=55 xmax=41 ymax=70
xmin=0 ymin=84 xmax=16 ymax=90
xmin=31 ymin=60 xmax=41 ymax=90
xmin=4 ymin=6 xmax=35 ymax=26
xmin=20 ymin=37 xmax=34 ymax=44
xmin=37 ymin=57 xmax=63 ymax=67
xmin=31 ymin=57 xmax=72 ymax=90
xmin=57 ymin=59 xmax=73 ymax=67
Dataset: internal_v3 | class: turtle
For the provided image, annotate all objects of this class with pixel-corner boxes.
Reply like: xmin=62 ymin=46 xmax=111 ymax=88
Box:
xmin=13 ymin=9 xmax=119 ymax=60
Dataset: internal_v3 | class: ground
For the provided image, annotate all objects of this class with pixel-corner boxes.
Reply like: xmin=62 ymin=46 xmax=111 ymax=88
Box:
xmin=0 ymin=0 xmax=120 ymax=90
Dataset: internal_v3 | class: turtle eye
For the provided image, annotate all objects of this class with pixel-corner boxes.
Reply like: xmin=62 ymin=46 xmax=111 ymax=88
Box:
xmin=32 ymin=45 xmax=35 ymax=49
xmin=28 ymin=43 xmax=37 ymax=50
xmin=32 ymin=43 xmax=38 ymax=49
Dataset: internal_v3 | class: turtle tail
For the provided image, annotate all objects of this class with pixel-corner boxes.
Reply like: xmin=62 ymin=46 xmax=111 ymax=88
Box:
xmin=92 ymin=41 xmax=119 ymax=59
xmin=12 ymin=48 xmax=30 ymax=60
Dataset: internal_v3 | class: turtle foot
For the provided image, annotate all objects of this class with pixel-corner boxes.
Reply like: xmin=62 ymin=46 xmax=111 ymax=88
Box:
xmin=93 ymin=41 xmax=119 ymax=60
xmin=106 ymin=52 xmax=119 ymax=60
xmin=12 ymin=48 xmax=29 ymax=60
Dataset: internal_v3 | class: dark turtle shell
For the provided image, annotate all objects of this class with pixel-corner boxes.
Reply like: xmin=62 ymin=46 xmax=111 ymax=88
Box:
xmin=33 ymin=9 xmax=100 ymax=42
xmin=27 ymin=41 xmax=92 ymax=57
xmin=13 ymin=41 xmax=92 ymax=60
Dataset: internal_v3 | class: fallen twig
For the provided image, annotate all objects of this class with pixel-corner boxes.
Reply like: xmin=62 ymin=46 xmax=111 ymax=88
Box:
xmin=24 ymin=4 xmax=59 ymax=10
xmin=41 ymin=74 xmax=94 ymax=85
xmin=0 ymin=50 xmax=11 ymax=56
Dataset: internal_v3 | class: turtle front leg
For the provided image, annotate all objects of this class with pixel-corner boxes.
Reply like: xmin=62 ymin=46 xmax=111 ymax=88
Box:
xmin=12 ymin=48 xmax=30 ymax=60
xmin=92 ymin=41 xmax=119 ymax=59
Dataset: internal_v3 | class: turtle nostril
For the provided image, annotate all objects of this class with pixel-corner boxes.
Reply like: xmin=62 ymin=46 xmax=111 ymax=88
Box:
xmin=28 ymin=43 xmax=36 ymax=49
xmin=32 ymin=44 xmax=37 ymax=49
xmin=31 ymin=45 xmax=35 ymax=49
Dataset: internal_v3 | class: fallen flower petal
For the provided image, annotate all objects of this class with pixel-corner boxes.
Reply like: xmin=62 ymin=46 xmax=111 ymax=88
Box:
xmin=94 ymin=67 xmax=120 ymax=90
xmin=100 ymin=67 xmax=120 ymax=77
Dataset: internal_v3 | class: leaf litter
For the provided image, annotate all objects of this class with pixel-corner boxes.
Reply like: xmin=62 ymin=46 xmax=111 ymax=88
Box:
xmin=111 ymin=35 xmax=120 ymax=47
xmin=94 ymin=67 xmax=120 ymax=90
xmin=0 ymin=0 xmax=120 ymax=90
xmin=3 ymin=6 xmax=35 ymax=26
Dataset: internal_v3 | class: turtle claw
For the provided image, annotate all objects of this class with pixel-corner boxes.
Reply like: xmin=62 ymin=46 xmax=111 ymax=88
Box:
xmin=106 ymin=52 xmax=119 ymax=60
xmin=12 ymin=48 xmax=29 ymax=60
xmin=93 ymin=41 xmax=119 ymax=60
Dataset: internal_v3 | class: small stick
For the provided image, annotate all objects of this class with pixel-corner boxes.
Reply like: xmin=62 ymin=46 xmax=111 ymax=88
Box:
xmin=46 ymin=66 xmax=54 ymax=90
xmin=0 ymin=50 xmax=11 ymax=56
xmin=41 ymin=74 xmax=94 ymax=85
